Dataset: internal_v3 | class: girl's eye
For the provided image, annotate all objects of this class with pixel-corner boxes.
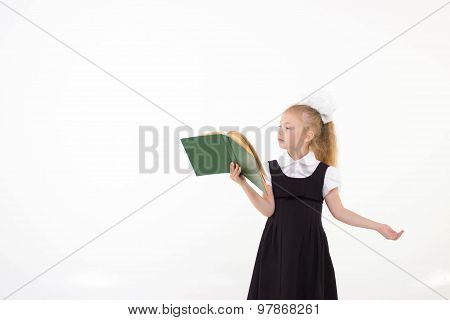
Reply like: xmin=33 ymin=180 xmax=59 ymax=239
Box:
xmin=277 ymin=125 xmax=291 ymax=129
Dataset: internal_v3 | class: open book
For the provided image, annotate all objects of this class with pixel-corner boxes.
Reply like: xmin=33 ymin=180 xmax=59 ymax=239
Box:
xmin=180 ymin=131 xmax=268 ymax=193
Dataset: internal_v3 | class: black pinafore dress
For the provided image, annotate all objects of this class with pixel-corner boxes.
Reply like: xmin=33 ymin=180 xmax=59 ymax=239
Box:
xmin=247 ymin=159 xmax=338 ymax=300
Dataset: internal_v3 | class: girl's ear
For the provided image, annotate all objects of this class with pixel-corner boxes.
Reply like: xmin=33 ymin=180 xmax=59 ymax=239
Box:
xmin=305 ymin=129 xmax=315 ymax=144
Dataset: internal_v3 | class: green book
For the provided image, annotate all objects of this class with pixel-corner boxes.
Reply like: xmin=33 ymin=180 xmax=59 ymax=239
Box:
xmin=181 ymin=131 xmax=268 ymax=193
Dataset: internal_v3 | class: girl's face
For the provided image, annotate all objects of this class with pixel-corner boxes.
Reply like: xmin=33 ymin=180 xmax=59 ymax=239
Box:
xmin=277 ymin=111 xmax=312 ymax=151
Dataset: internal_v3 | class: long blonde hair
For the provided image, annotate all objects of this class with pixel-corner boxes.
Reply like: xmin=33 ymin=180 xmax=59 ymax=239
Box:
xmin=284 ymin=104 xmax=338 ymax=167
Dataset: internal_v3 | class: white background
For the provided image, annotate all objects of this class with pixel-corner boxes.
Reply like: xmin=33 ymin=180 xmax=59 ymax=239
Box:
xmin=0 ymin=0 xmax=449 ymax=299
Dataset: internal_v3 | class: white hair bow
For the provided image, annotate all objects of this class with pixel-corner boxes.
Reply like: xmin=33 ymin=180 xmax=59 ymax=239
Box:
xmin=298 ymin=90 xmax=337 ymax=124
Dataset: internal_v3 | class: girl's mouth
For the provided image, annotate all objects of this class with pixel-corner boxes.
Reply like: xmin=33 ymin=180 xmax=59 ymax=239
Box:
xmin=278 ymin=138 xmax=284 ymax=142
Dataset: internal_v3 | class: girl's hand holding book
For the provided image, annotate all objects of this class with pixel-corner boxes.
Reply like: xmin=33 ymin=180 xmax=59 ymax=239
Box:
xmin=230 ymin=162 xmax=246 ymax=186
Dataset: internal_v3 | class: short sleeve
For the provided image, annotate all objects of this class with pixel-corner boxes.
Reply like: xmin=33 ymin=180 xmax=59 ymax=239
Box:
xmin=263 ymin=160 xmax=272 ymax=186
xmin=323 ymin=166 xmax=342 ymax=198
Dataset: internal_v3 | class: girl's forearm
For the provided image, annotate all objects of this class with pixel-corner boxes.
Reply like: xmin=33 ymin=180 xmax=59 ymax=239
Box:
xmin=336 ymin=207 xmax=382 ymax=231
xmin=240 ymin=180 xmax=274 ymax=217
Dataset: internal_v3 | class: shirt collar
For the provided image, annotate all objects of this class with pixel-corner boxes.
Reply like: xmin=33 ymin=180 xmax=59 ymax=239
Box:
xmin=279 ymin=150 xmax=317 ymax=169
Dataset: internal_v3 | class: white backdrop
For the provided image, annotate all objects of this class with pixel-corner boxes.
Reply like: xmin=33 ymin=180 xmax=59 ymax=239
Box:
xmin=0 ymin=0 xmax=449 ymax=299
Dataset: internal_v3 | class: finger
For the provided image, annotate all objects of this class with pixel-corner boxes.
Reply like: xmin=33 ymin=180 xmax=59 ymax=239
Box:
xmin=230 ymin=163 xmax=236 ymax=178
xmin=232 ymin=165 xmax=239 ymax=178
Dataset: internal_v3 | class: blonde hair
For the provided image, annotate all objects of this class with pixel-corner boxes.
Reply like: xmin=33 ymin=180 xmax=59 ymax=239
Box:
xmin=283 ymin=104 xmax=338 ymax=167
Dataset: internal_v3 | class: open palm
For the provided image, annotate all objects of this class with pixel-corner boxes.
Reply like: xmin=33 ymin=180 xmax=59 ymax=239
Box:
xmin=378 ymin=224 xmax=404 ymax=240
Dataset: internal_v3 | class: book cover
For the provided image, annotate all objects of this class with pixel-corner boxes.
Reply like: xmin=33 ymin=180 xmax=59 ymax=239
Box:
xmin=180 ymin=132 xmax=267 ymax=193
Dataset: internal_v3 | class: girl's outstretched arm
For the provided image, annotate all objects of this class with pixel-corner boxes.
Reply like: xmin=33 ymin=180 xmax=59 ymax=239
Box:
xmin=324 ymin=188 xmax=404 ymax=240
xmin=230 ymin=162 xmax=275 ymax=217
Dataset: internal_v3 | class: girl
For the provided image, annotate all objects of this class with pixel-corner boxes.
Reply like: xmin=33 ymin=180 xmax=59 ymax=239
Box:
xmin=230 ymin=97 xmax=404 ymax=300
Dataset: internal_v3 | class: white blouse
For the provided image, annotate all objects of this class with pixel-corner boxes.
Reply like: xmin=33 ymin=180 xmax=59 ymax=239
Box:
xmin=263 ymin=150 xmax=342 ymax=198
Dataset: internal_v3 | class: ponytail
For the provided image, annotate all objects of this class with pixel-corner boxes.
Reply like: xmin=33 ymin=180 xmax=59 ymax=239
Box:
xmin=310 ymin=121 xmax=338 ymax=167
